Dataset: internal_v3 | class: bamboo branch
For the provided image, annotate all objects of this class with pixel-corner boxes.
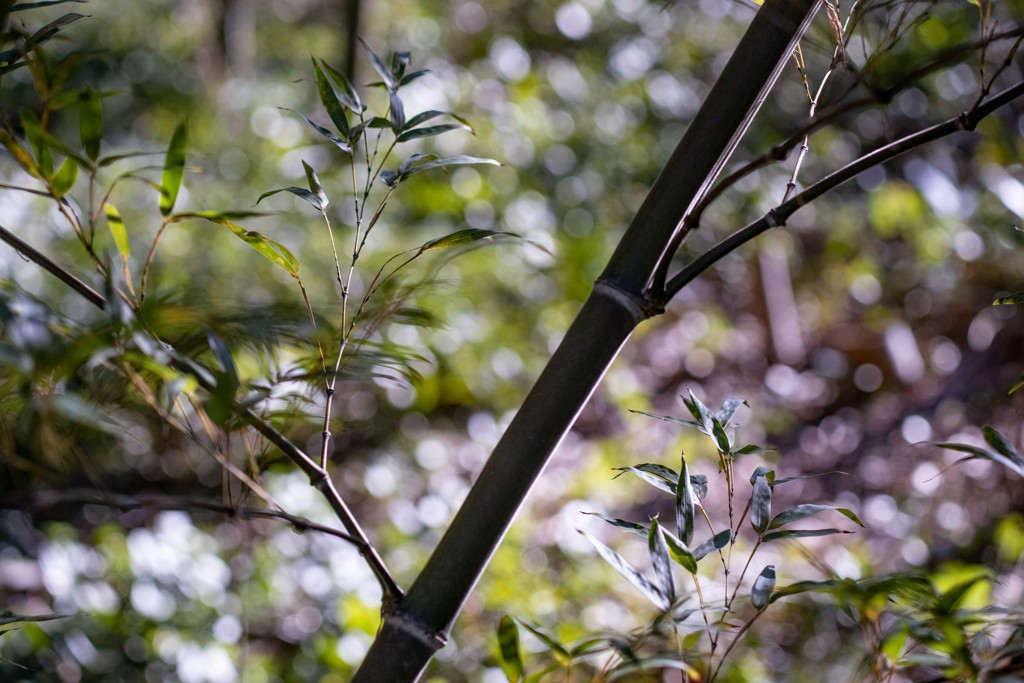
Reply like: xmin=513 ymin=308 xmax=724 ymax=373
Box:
xmin=660 ymin=78 xmax=1024 ymax=302
xmin=0 ymin=224 xmax=404 ymax=603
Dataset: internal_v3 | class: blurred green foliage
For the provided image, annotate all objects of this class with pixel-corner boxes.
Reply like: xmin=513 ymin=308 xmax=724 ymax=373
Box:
xmin=0 ymin=0 xmax=1023 ymax=681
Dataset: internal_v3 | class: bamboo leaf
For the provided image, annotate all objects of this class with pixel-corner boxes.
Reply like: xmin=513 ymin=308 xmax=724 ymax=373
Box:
xmin=983 ymin=425 xmax=1024 ymax=469
xmin=384 ymin=155 xmax=500 ymax=186
xmin=516 ymin=621 xmax=569 ymax=662
xmin=716 ymin=397 xmax=748 ymax=427
xmin=751 ymin=565 xmax=776 ymax=609
xmin=662 ymin=528 xmax=697 ymax=574
xmin=0 ymin=612 xmax=71 ymax=627
xmin=49 ymin=393 xmax=125 ymax=435
xmin=762 ymin=528 xmax=853 ymax=543
xmin=629 ymin=408 xmax=702 ymax=431
xmin=994 ymin=292 xmax=1024 ymax=305
xmin=768 ymin=504 xmax=864 ymax=530
xmin=358 ymin=37 xmax=396 ymax=90
xmin=683 ymin=389 xmax=717 ymax=436
xmin=612 ymin=465 xmax=675 ymax=495
xmin=192 ymin=216 xmax=300 ymax=278
xmin=496 ymin=616 xmax=524 ymax=683
xmin=418 ymin=228 xmax=520 ymax=253
xmin=311 ymin=57 xmax=349 ymax=138
xmin=302 ymin=160 xmax=328 ymax=209
xmin=11 ymin=0 xmax=87 ymax=9
xmin=580 ymin=530 xmax=669 ymax=611
xmin=256 ymin=187 xmax=324 ymax=212
xmin=319 ymin=59 xmax=363 ymax=112
xmin=608 ymin=658 xmax=700 ymax=681
xmin=582 ymin=511 xmax=648 ymax=537
xmin=51 ymin=157 xmax=78 ymax=197
xmin=677 ymin=454 xmax=695 ymax=545
xmin=282 ymin=108 xmax=352 ymax=153
xmin=692 ymin=529 xmax=731 ymax=560
xmin=750 ymin=471 xmax=772 ymax=534
xmin=389 ymin=91 xmax=405 ymax=131
xmin=79 ymin=88 xmax=102 ymax=161
xmin=103 ymin=203 xmax=129 ymax=260
xmin=397 ymin=123 xmax=470 ymax=143
xmin=648 ymin=518 xmax=676 ymax=604
xmin=159 ymin=119 xmax=188 ymax=215
xmin=20 ymin=108 xmax=53 ymax=177
xmin=0 ymin=129 xmax=41 ymax=177
xmin=935 ymin=441 xmax=1024 ymax=478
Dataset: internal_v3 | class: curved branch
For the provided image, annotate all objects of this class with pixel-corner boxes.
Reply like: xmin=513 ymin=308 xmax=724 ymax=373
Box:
xmin=659 ymin=78 xmax=1024 ymax=303
xmin=0 ymin=225 xmax=403 ymax=603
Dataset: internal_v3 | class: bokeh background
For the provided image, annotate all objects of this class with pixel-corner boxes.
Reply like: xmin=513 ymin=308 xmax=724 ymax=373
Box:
xmin=1 ymin=0 xmax=1024 ymax=680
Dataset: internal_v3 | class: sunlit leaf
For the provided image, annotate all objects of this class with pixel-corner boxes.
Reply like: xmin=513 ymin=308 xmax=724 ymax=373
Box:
xmin=582 ymin=511 xmax=648 ymax=537
xmin=103 ymin=203 xmax=130 ymax=260
xmin=983 ymin=425 xmax=1024 ymax=469
xmin=751 ymin=565 xmax=776 ymax=609
xmin=79 ymin=88 xmax=102 ymax=162
xmin=608 ymin=658 xmax=700 ymax=681
xmin=303 ymin=160 xmax=328 ymax=209
xmin=0 ymin=129 xmax=41 ymax=177
xmin=516 ymin=621 xmax=569 ymax=663
xmin=20 ymin=108 xmax=53 ymax=177
xmin=397 ymin=123 xmax=470 ymax=143
xmin=768 ymin=504 xmax=864 ymax=530
xmin=580 ymin=530 xmax=669 ymax=611
xmin=312 ymin=57 xmax=349 ymax=138
xmin=257 ymin=187 xmax=325 ymax=212
xmin=750 ymin=471 xmax=772 ymax=534
xmin=159 ymin=119 xmax=188 ymax=215
xmin=496 ymin=616 xmax=524 ymax=683
xmin=648 ymin=518 xmax=675 ymax=604
xmin=629 ymin=408 xmax=701 ymax=431
xmin=190 ymin=216 xmax=299 ymax=279
xmin=716 ymin=397 xmax=748 ymax=427
xmin=389 ymin=91 xmax=405 ymax=131
xmin=318 ymin=59 xmax=363 ymax=112
xmin=993 ymin=291 xmax=1024 ymax=305
xmin=49 ymin=393 xmax=124 ymax=435
xmin=762 ymin=528 xmax=853 ymax=542
xmin=384 ymin=155 xmax=500 ymax=186
xmin=662 ymin=528 xmax=697 ymax=574
xmin=0 ymin=612 xmax=71 ymax=627
xmin=419 ymin=228 xmax=519 ymax=253
xmin=51 ymin=157 xmax=77 ymax=197
xmin=677 ymin=454 xmax=695 ymax=545
xmin=358 ymin=37 xmax=396 ymax=90
xmin=936 ymin=440 xmax=1024 ymax=478
xmin=282 ymin=108 xmax=352 ymax=154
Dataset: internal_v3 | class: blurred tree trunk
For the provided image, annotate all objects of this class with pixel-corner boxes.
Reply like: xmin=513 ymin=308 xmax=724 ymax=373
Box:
xmin=353 ymin=0 xmax=820 ymax=679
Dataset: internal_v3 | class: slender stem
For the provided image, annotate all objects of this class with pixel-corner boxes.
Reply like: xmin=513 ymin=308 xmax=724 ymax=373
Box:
xmin=709 ymin=609 xmax=765 ymax=682
xmin=140 ymin=218 xmax=170 ymax=303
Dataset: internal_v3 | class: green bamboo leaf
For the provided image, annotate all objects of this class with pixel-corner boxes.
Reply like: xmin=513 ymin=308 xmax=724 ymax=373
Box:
xmin=0 ymin=129 xmax=41 ymax=177
xmin=312 ymin=57 xmax=350 ymax=139
xmin=159 ymin=119 xmax=188 ymax=215
xmin=683 ymin=389 xmax=717 ymax=436
xmin=762 ymin=528 xmax=853 ymax=543
xmin=302 ymin=160 xmax=328 ymax=209
xmin=20 ymin=108 xmax=53 ymax=178
xmin=751 ymin=565 xmax=776 ymax=609
xmin=419 ymin=228 xmax=520 ymax=253
xmin=580 ymin=530 xmax=669 ymax=611
xmin=385 ymin=155 xmax=500 ymax=186
xmin=0 ymin=12 xmax=85 ymax=64
xmin=169 ymin=210 xmax=274 ymax=223
xmin=256 ymin=187 xmax=324 ymax=212
xmin=750 ymin=471 xmax=772 ymax=534
xmin=0 ymin=612 xmax=71 ymax=627
xmin=103 ymin=203 xmax=130 ymax=260
xmin=662 ymin=528 xmax=697 ymax=574
xmin=677 ymin=454 xmax=695 ymax=545
xmin=734 ymin=444 xmax=771 ymax=456
xmin=936 ymin=441 xmax=1024 ymax=478
xmin=50 ymin=394 xmax=124 ymax=435
xmin=993 ymin=292 xmax=1024 ymax=305
xmin=318 ymin=59 xmax=363 ymax=112
xmin=193 ymin=216 xmax=299 ymax=278
xmin=936 ymin=575 xmax=988 ymax=615
xmin=402 ymin=110 xmax=448 ymax=130
xmin=983 ymin=425 xmax=1024 ymax=468
xmin=358 ymin=37 xmax=396 ymax=90
xmin=608 ymin=658 xmax=700 ymax=681
xmin=389 ymin=92 xmax=406 ymax=131
xmin=79 ymin=89 xmax=102 ymax=161
xmin=282 ymin=108 xmax=352 ymax=154
xmin=692 ymin=529 xmax=731 ymax=560
xmin=581 ymin=511 xmax=648 ymax=537
xmin=612 ymin=465 xmax=675 ymax=495
xmin=768 ymin=504 xmax=864 ymax=530
xmin=399 ymin=68 xmax=430 ymax=86
xmin=51 ymin=157 xmax=78 ymax=197
xmin=648 ymin=518 xmax=676 ymax=605
xmin=397 ymin=123 xmax=470 ymax=143
xmin=629 ymin=408 xmax=702 ymax=431
xmin=767 ymin=579 xmax=840 ymax=604
xmin=516 ymin=621 xmax=569 ymax=663
xmin=496 ymin=616 xmax=524 ymax=683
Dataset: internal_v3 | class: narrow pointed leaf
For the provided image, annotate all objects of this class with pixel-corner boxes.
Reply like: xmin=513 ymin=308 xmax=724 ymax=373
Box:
xmin=582 ymin=511 xmax=648 ymax=537
xmin=103 ymin=203 xmax=130 ymax=260
xmin=419 ymin=228 xmax=519 ymax=253
xmin=662 ymin=528 xmax=697 ymax=574
xmin=397 ymin=123 xmax=470 ymax=143
xmin=769 ymin=504 xmax=864 ymax=530
xmin=762 ymin=528 xmax=853 ymax=542
xmin=734 ymin=444 xmax=771 ymax=456
xmin=311 ymin=57 xmax=349 ymax=138
xmin=302 ymin=160 xmax=328 ymax=209
xmin=612 ymin=466 xmax=675 ymax=495
xmin=516 ymin=621 xmax=569 ymax=662
xmin=936 ymin=441 xmax=1024 ymax=478
xmin=20 ymin=108 xmax=53 ymax=177
xmin=192 ymin=216 xmax=299 ymax=278
xmin=771 ymin=470 xmax=846 ymax=486
xmin=629 ymin=408 xmax=702 ymax=431
xmin=677 ymin=454 xmax=695 ymax=545
xmin=0 ymin=129 xmax=41 ymax=177
xmin=159 ymin=119 xmax=188 ymax=215
xmin=936 ymin=575 xmax=987 ymax=614
xmin=750 ymin=472 xmax=772 ymax=534
xmin=389 ymin=91 xmax=405 ymax=131
xmin=388 ymin=155 xmax=500 ymax=185
xmin=608 ymin=658 xmax=700 ymax=681
xmin=693 ymin=529 xmax=731 ymax=560
xmin=51 ymin=157 xmax=78 ymax=197
xmin=391 ymin=50 xmax=410 ymax=81
xmin=983 ymin=425 xmax=1024 ymax=468
xmin=716 ymin=398 xmax=748 ymax=427
xmin=79 ymin=89 xmax=102 ymax=161
xmin=399 ymin=68 xmax=430 ymax=86
xmin=684 ymin=389 xmax=717 ymax=435
xmin=648 ymin=519 xmax=676 ymax=604
xmin=283 ymin=108 xmax=352 ymax=153
xmin=580 ymin=530 xmax=668 ymax=611
xmin=358 ymin=37 xmax=396 ymax=90
xmin=256 ymin=187 xmax=324 ymax=212
xmin=403 ymin=110 xmax=448 ymax=130
xmin=496 ymin=616 xmax=524 ymax=683
xmin=994 ymin=292 xmax=1024 ymax=305
xmin=751 ymin=565 xmax=776 ymax=609
xmin=319 ymin=59 xmax=363 ymax=112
